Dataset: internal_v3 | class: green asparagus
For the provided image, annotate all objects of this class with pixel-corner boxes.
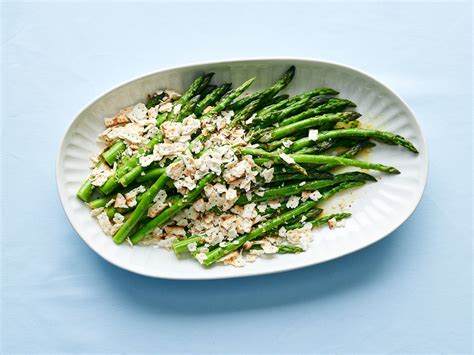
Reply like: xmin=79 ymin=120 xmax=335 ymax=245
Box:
xmin=77 ymin=65 xmax=419 ymax=269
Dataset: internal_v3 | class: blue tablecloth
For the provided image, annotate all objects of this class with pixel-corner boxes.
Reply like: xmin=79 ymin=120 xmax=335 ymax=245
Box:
xmin=2 ymin=1 xmax=472 ymax=353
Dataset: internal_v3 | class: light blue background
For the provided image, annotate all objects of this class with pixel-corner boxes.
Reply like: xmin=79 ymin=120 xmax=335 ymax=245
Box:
xmin=2 ymin=1 xmax=472 ymax=353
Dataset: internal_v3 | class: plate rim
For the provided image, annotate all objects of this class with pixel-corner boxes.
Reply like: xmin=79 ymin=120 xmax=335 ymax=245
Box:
xmin=56 ymin=57 xmax=429 ymax=280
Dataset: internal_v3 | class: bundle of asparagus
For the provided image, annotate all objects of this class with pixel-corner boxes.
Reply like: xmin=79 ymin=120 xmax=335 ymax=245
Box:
xmin=77 ymin=66 xmax=418 ymax=267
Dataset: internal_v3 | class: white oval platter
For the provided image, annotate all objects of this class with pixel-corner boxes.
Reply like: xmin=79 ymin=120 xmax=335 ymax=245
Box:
xmin=57 ymin=58 xmax=428 ymax=280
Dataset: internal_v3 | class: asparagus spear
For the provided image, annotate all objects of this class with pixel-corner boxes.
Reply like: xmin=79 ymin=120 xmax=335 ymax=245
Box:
xmin=252 ymin=96 xmax=317 ymax=128
xmin=136 ymin=167 xmax=167 ymax=183
xmin=194 ymin=83 xmax=231 ymax=116
xmin=288 ymin=128 xmax=418 ymax=153
xmin=241 ymin=146 xmax=308 ymax=176
xmin=89 ymin=196 xmax=112 ymax=209
xmin=259 ymin=112 xmax=361 ymax=142
xmin=118 ymin=165 xmax=147 ymax=187
xmin=293 ymin=138 xmax=360 ymax=154
xmin=230 ymin=66 xmax=295 ymax=111
xmin=270 ymin=172 xmax=334 ymax=183
xmin=206 ymin=77 xmax=256 ymax=115
xmin=264 ymin=128 xmax=335 ymax=151
xmin=286 ymin=212 xmax=352 ymax=230
xmin=240 ymin=147 xmax=400 ymax=174
xmin=285 ymin=207 xmax=323 ymax=225
xmin=236 ymin=172 xmax=375 ymax=204
xmin=173 ymin=235 xmax=205 ymax=254
xmin=166 ymin=73 xmax=214 ymax=121
xmin=277 ymin=245 xmax=304 ymax=254
xmin=256 ymin=88 xmax=339 ymax=117
xmin=264 ymin=136 xmax=298 ymax=151
xmin=278 ymin=98 xmax=356 ymax=127
xmin=260 ymin=95 xmax=340 ymax=150
xmin=77 ymin=179 xmax=94 ymax=202
xmin=113 ymin=174 xmax=169 ymax=244
xmin=318 ymin=140 xmax=375 ymax=171
xmin=176 ymin=94 xmax=201 ymax=121
xmin=101 ymin=140 xmax=127 ymax=165
xmin=290 ymin=154 xmax=400 ymax=174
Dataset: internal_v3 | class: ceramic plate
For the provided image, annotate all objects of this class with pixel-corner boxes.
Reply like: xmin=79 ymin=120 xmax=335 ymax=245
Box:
xmin=57 ymin=58 xmax=428 ymax=279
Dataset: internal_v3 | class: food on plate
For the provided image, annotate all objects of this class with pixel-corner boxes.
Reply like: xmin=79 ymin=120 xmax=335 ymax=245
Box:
xmin=77 ymin=66 xmax=418 ymax=267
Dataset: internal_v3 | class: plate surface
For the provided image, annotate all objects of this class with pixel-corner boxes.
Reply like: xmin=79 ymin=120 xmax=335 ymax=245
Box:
xmin=57 ymin=58 xmax=428 ymax=280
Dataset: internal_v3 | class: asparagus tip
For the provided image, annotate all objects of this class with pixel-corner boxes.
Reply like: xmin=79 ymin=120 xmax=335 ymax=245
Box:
xmin=287 ymin=65 xmax=296 ymax=77
xmin=410 ymin=145 xmax=419 ymax=154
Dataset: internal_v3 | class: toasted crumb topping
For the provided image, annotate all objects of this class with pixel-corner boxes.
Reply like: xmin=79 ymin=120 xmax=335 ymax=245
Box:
xmin=286 ymin=223 xmax=313 ymax=250
xmin=260 ymin=168 xmax=274 ymax=183
xmin=279 ymin=153 xmax=295 ymax=164
xmin=124 ymin=185 xmax=146 ymax=207
xmin=328 ymin=217 xmax=345 ymax=229
xmin=308 ymin=129 xmax=319 ymax=141
xmin=87 ymin=87 xmax=343 ymax=268
xmin=148 ymin=190 xmax=168 ymax=218
xmin=286 ymin=196 xmax=300 ymax=209
xmin=90 ymin=164 xmax=114 ymax=187
xmin=97 ymin=211 xmax=122 ymax=236
xmin=221 ymin=250 xmax=245 ymax=267
xmin=301 ymin=190 xmax=322 ymax=202
xmin=104 ymin=111 xmax=130 ymax=128
xmin=114 ymin=193 xmax=128 ymax=209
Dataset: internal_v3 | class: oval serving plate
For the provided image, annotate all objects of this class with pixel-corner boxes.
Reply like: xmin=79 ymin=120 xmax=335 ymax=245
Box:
xmin=57 ymin=58 xmax=428 ymax=280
